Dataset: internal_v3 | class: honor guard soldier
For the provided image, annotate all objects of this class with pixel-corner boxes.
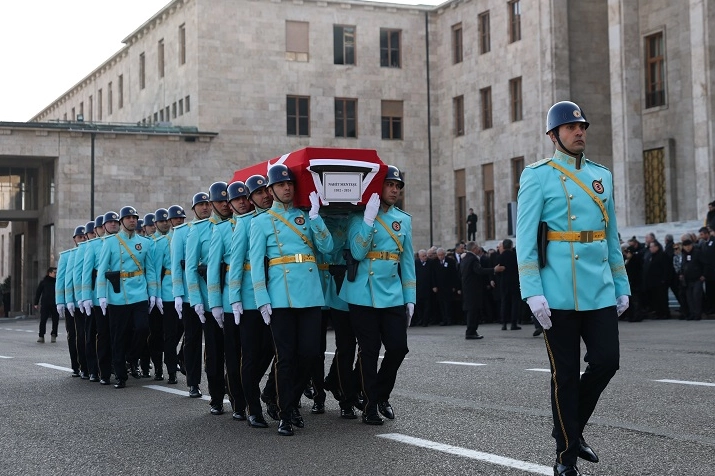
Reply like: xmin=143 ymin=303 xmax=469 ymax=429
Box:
xmin=72 ymin=225 xmax=91 ymax=380
xmin=186 ymin=182 xmax=232 ymax=415
xmin=153 ymin=207 xmax=178 ymax=383
xmin=97 ymin=206 xmax=159 ymax=389
xmin=137 ymin=219 xmax=145 ymax=237
xmin=143 ymin=213 xmax=157 ymax=238
xmin=516 ymin=101 xmax=630 ymax=476
xmin=229 ymin=175 xmax=277 ymax=428
xmin=249 ymin=164 xmax=333 ymax=436
xmin=339 ymin=165 xmax=416 ymax=425
xmin=77 ymin=220 xmax=99 ymax=382
xmin=95 ymin=211 xmax=121 ymax=384
xmin=165 ymin=205 xmax=187 ymax=379
xmin=208 ymin=181 xmax=251 ymax=421
xmin=172 ymin=192 xmax=211 ymax=398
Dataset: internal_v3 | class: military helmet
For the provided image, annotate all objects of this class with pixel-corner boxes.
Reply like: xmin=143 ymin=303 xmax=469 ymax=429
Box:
xmin=245 ymin=175 xmax=268 ymax=197
xmin=73 ymin=225 xmax=86 ymax=238
xmin=143 ymin=213 xmax=156 ymax=227
xmin=208 ymin=181 xmax=229 ymax=202
xmin=137 ymin=218 xmax=144 ymax=229
xmin=94 ymin=215 xmax=104 ymax=228
xmin=227 ymin=181 xmax=249 ymax=201
xmin=167 ymin=205 xmax=186 ymax=219
xmin=103 ymin=211 xmax=120 ymax=224
xmin=385 ymin=165 xmax=405 ymax=189
xmin=154 ymin=208 xmax=169 ymax=222
xmin=267 ymin=164 xmax=295 ymax=187
xmin=545 ymin=101 xmax=589 ymax=134
xmin=85 ymin=221 xmax=95 ymax=234
xmin=119 ymin=206 xmax=139 ymax=220
xmin=192 ymin=192 xmax=210 ymax=209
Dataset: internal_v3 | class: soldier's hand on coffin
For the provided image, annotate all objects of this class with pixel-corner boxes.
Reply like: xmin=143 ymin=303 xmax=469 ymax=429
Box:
xmin=364 ymin=193 xmax=381 ymax=226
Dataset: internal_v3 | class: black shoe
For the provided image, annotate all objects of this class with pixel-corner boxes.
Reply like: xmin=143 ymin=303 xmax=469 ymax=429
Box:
xmin=141 ymin=370 xmax=151 ymax=378
xmin=89 ymin=374 xmax=99 ymax=382
xmin=578 ymin=438 xmax=599 ymax=463
xmin=71 ymin=369 xmax=80 ymax=378
xmin=232 ymin=409 xmax=247 ymax=421
xmin=303 ymin=383 xmax=316 ymax=400
xmin=311 ymin=401 xmax=325 ymax=414
xmin=290 ymin=408 xmax=305 ymax=428
xmin=277 ymin=419 xmax=294 ymax=436
xmin=465 ymin=333 xmax=484 ymax=340
xmin=511 ymin=326 xmax=522 ymax=330
xmin=114 ymin=380 xmax=126 ymax=389
xmin=266 ymin=402 xmax=280 ymax=421
xmin=340 ymin=407 xmax=357 ymax=419
xmin=533 ymin=328 xmax=543 ymax=337
xmin=354 ymin=392 xmax=366 ymax=411
xmin=362 ymin=410 xmax=384 ymax=425
xmin=210 ymin=404 xmax=224 ymax=415
xmin=553 ymin=463 xmax=580 ymax=476
xmin=188 ymin=385 xmax=202 ymax=398
xmin=80 ymin=371 xmax=89 ymax=380
xmin=377 ymin=401 xmax=395 ymax=420
xmin=178 ymin=363 xmax=186 ymax=376
xmin=99 ymin=378 xmax=111 ymax=385
xmin=248 ymin=414 xmax=269 ymax=428
xmin=153 ymin=373 xmax=164 ymax=381
xmin=167 ymin=374 xmax=178 ymax=384
xmin=130 ymin=368 xmax=141 ymax=379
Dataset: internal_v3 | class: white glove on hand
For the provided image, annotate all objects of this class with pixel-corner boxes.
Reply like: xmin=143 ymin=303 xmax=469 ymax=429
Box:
xmin=149 ymin=296 xmax=156 ymax=313
xmin=76 ymin=300 xmax=85 ymax=314
xmin=174 ymin=296 xmax=183 ymax=319
xmin=195 ymin=304 xmax=206 ymax=323
xmin=259 ymin=303 xmax=272 ymax=325
xmin=99 ymin=298 xmax=107 ymax=316
xmin=156 ymin=298 xmax=164 ymax=314
xmin=363 ymin=193 xmax=381 ymax=227
xmin=57 ymin=304 xmax=66 ymax=316
xmin=308 ymin=191 xmax=321 ymax=220
xmin=66 ymin=302 xmax=76 ymax=317
xmin=406 ymin=303 xmax=415 ymax=327
xmin=231 ymin=302 xmax=243 ymax=325
xmin=616 ymin=295 xmax=630 ymax=317
xmin=82 ymin=300 xmax=92 ymax=316
xmin=527 ymin=295 xmax=552 ymax=330
xmin=211 ymin=307 xmax=224 ymax=329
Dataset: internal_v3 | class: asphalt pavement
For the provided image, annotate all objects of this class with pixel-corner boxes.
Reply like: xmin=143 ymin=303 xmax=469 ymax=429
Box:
xmin=0 ymin=316 xmax=713 ymax=476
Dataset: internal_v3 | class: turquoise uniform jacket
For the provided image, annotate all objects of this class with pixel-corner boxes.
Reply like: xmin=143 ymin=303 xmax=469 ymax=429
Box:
xmin=516 ymin=150 xmax=630 ymax=310
xmin=339 ymin=206 xmax=416 ymax=308
xmin=64 ymin=248 xmax=78 ymax=305
xmin=55 ymin=249 xmax=71 ymax=305
xmin=81 ymin=236 xmax=105 ymax=304
xmin=228 ymin=211 xmax=260 ymax=310
xmin=96 ymin=230 xmax=158 ymax=305
xmin=207 ymin=217 xmax=235 ymax=311
xmin=170 ymin=222 xmax=195 ymax=300
xmin=186 ymin=214 xmax=225 ymax=308
xmin=249 ymin=202 xmax=333 ymax=309
xmin=153 ymin=234 xmax=174 ymax=302
xmin=73 ymin=242 xmax=88 ymax=304
xmin=319 ymin=215 xmax=349 ymax=312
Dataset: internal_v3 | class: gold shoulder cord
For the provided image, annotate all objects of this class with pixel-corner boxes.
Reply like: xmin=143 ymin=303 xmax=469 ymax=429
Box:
xmin=267 ymin=210 xmax=316 ymax=254
xmin=375 ymin=216 xmax=404 ymax=253
xmin=115 ymin=234 xmax=143 ymax=272
xmin=547 ymin=161 xmax=609 ymax=227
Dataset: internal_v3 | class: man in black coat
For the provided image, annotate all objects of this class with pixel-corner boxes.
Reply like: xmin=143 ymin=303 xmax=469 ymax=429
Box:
xmin=414 ymin=249 xmax=433 ymax=327
xmin=432 ymin=248 xmax=459 ymax=326
xmin=460 ymin=242 xmax=504 ymax=339
xmin=34 ymin=267 xmax=59 ymax=343
xmin=496 ymin=239 xmax=523 ymax=330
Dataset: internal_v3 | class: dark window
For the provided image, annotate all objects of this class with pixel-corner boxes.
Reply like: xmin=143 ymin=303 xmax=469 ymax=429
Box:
xmin=453 ymin=95 xmax=464 ymax=136
xmin=381 ymin=100 xmax=403 ymax=140
xmin=139 ymin=52 xmax=146 ymax=89
xmin=108 ymin=82 xmax=113 ymax=115
xmin=452 ymin=23 xmax=463 ymax=64
xmin=335 ymin=98 xmax=357 ymax=138
xmin=179 ymin=24 xmax=186 ymax=65
xmin=480 ymin=87 xmax=492 ymax=129
xmin=508 ymin=0 xmax=521 ymax=43
xmin=645 ymin=31 xmax=666 ymax=108
xmin=158 ymin=39 xmax=165 ymax=78
xmin=479 ymin=11 xmax=490 ymax=54
xmin=334 ymin=25 xmax=356 ymax=65
xmin=380 ymin=29 xmax=401 ymax=68
xmin=118 ymin=75 xmax=124 ymax=108
xmin=509 ymin=77 xmax=522 ymax=122
xmin=287 ymin=95 xmax=310 ymax=136
xmin=511 ymin=156 xmax=524 ymax=201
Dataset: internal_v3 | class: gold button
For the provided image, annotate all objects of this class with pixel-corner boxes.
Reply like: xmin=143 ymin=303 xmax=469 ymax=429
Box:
xmin=302 ymin=226 xmax=307 ymax=230
xmin=393 ymin=262 xmax=398 ymax=266
xmin=369 ymin=271 xmax=374 ymax=275
xmin=569 ymin=194 xmax=573 ymax=199
xmin=391 ymin=274 xmax=396 ymax=277
xmin=570 ymin=215 xmax=576 ymax=220
xmin=603 ymin=257 xmax=608 ymax=261
xmin=285 ymin=269 xmax=290 ymax=273
xmin=373 ymin=244 xmax=377 ymax=248
xmin=308 ymin=268 xmax=313 ymax=272
xmin=276 ymin=230 xmax=280 ymax=233
xmin=561 ymin=176 xmax=567 ymax=182
xmin=574 ymin=255 xmax=579 ymax=260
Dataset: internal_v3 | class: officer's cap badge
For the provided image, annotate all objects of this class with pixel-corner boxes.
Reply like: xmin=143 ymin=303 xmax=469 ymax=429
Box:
xmin=392 ymin=170 xmax=399 ymax=177
xmin=238 ymin=187 xmax=244 ymax=193
xmin=281 ymin=170 xmax=288 ymax=176
xmin=257 ymin=180 xmax=264 ymax=185
xmin=573 ymin=110 xmax=581 ymax=118
xmin=221 ymin=191 xmax=227 ymax=197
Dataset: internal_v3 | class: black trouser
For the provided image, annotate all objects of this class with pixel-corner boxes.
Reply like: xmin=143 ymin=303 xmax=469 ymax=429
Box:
xmin=202 ymin=310 xmax=226 ymax=406
xmin=39 ymin=306 xmax=59 ymax=338
xmin=414 ymin=294 xmax=430 ymax=327
xmin=543 ymin=307 xmax=619 ymax=466
xmin=162 ymin=303 xmax=181 ymax=376
xmin=465 ymin=308 xmax=481 ymax=335
xmin=182 ymin=303 xmax=203 ymax=387
xmin=74 ymin=311 xmax=87 ymax=374
xmin=147 ymin=306 xmax=164 ymax=375
xmin=223 ymin=312 xmax=246 ymax=413
xmin=95 ymin=307 xmax=113 ymax=380
xmin=467 ymin=228 xmax=476 ymax=241
xmin=108 ymin=302 xmax=149 ymax=383
xmin=240 ymin=309 xmax=275 ymax=416
xmin=685 ymin=281 xmax=703 ymax=320
xmin=270 ymin=307 xmax=321 ymax=420
xmin=64 ymin=310 xmax=80 ymax=372
xmin=329 ymin=308 xmax=358 ymax=407
xmin=84 ymin=308 xmax=98 ymax=376
xmin=436 ymin=292 xmax=452 ymax=325
xmin=348 ymin=304 xmax=409 ymax=412
xmin=308 ymin=311 xmax=330 ymax=405
xmin=500 ymin=290 xmax=521 ymax=328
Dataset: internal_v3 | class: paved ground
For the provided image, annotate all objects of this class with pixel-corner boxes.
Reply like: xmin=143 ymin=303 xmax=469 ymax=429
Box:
xmin=1 ymin=316 xmax=713 ymax=476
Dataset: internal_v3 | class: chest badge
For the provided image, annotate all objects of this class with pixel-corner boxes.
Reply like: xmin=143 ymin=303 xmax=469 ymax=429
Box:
xmin=294 ymin=216 xmax=305 ymax=226
xmin=392 ymin=221 xmax=401 ymax=231
xmin=592 ymin=180 xmax=604 ymax=194
xmin=135 ymin=243 xmax=142 ymax=251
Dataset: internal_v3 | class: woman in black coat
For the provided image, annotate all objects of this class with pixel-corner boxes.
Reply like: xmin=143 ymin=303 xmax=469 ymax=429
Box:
xmin=642 ymin=242 xmax=671 ymax=319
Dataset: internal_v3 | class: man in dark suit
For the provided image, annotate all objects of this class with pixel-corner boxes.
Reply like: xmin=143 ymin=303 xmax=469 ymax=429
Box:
xmin=414 ymin=249 xmax=433 ymax=327
xmin=432 ymin=248 xmax=459 ymax=325
xmin=496 ymin=239 xmax=523 ymax=330
xmin=461 ymin=242 xmax=504 ymax=339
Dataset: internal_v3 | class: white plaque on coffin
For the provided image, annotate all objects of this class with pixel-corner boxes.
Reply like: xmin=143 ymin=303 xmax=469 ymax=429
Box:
xmin=322 ymin=172 xmax=363 ymax=202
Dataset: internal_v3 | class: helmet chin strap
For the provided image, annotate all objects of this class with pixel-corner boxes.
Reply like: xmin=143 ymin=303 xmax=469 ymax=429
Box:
xmin=211 ymin=202 xmax=231 ymax=219
xmin=554 ymin=131 xmax=584 ymax=168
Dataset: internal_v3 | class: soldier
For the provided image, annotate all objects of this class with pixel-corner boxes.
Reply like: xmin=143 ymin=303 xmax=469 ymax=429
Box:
xmin=94 ymin=211 xmax=120 ymax=384
xmin=97 ymin=206 xmax=159 ymax=389
xmin=172 ymin=192 xmax=211 ymax=399
xmin=249 ymin=164 xmax=333 ymax=436
xmin=186 ymin=182 xmax=232 ymax=415
xmin=166 ymin=205 xmax=187 ymax=378
xmin=143 ymin=213 xmax=157 ymax=239
xmin=154 ymin=207 xmax=180 ymax=383
xmin=77 ymin=220 xmax=99 ymax=382
xmin=72 ymin=223 xmax=92 ymax=380
xmin=516 ymin=101 xmax=630 ymax=476
xmin=339 ymin=165 xmax=416 ymax=425
xmin=81 ymin=215 xmax=109 ymax=383
xmin=229 ymin=175 xmax=277 ymax=428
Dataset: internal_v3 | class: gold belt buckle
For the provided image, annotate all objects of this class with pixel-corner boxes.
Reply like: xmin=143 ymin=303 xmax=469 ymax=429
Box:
xmin=580 ymin=231 xmax=593 ymax=243
xmin=294 ymin=254 xmax=304 ymax=263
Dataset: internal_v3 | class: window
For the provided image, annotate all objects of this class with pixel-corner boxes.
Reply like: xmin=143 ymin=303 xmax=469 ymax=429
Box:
xmin=287 ymin=95 xmax=310 ymax=136
xmin=178 ymin=98 xmax=184 ymax=115
xmin=44 ymin=224 xmax=55 ymax=269
xmin=452 ymin=23 xmax=463 ymax=64
xmin=172 ymin=102 xmax=177 ymax=118
xmin=508 ymin=0 xmax=521 ymax=43
xmin=63 ymin=113 xmax=67 ymax=121
xmin=509 ymin=77 xmax=522 ymax=122
xmin=165 ymin=106 xmax=170 ymax=121
xmin=118 ymin=74 xmax=124 ymax=108
xmin=511 ymin=156 xmax=524 ymax=200
xmin=154 ymin=112 xmax=159 ymax=122
xmin=645 ymin=31 xmax=666 ymax=108
xmin=108 ymin=82 xmax=113 ymax=115
xmin=88 ymin=96 xmax=93 ymax=121
xmin=158 ymin=39 xmax=165 ymax=78
xmin=480 ymin=87 xmax=492 ymax=129
xmin=453 ymin=95 xmax=464 ymax=136
xmin=179 ymin=24 xmax=186 ymax=65
xmin=334 ymin=25 xmax=356 ymax=65
xmin=185 ymin=95 xmax=190 ymax=112
xmin=380 ymin=29 xmax=401 ymax=67
xmin=286 ymin=21 xmax=309 ymax=62
xmin=381 ymin=100 xmax=403 ymax=140
xmin=79 ymin=102 xmax=84 ymax=118
xmin=139 ymin=53 xmax=146 ymax=89
xmin=479 ymin=11 xmax=490 ymax=54
xmin=335 ymin=98 xmax=357 ymax=138
xmin=97 ymin=89 xmax=102 ymax=121
xmin=71 ymin=107 xmax=75 ymax=120
xmin=160 ymin=109 xmax=164 ymax=122
xmin=482 ymin=163 xmax=495 ymax=240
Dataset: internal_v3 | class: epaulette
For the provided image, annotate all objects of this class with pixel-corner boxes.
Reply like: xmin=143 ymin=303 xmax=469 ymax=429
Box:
xmin=139 ymin=235 xmax=153 ymax=241
xmin=585 ymin=158 xmax=610 ymax=171
xmin=103 ymin=234 xmax=118 ymax=242
xmin=239 ymin=210 xmax=256 ymax=219
xmin=216 ymin=219 xmax=232 ymax=228
xmin=394 ymin=207 xmax=411 ymax=217
xmin=155 ymin=234 xmax=168 ymax=242
xmin=173 ymin=223 xmax=187 ymax=230
xmin=193 ymin=218 xmax=209 ymax=225
xmin=526 ymin=158 xmax=552 ymax=168
xmin=59 ymin=249 xmax=73 ymax=255
xmin=86 ymin=236 xmax=101 ymax=243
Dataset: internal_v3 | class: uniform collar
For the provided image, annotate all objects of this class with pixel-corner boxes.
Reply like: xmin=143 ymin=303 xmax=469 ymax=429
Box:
xmin=552 ymin=150 xmax=586 ymax=168
xmin=271 ymin=201 xmax=294 ymax=213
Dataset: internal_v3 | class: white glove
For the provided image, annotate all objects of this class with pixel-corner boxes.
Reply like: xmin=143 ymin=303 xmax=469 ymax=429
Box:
xmin=99 ymin=298 xmax=107 ymax=316
xmin=527 ymin=295 xmax=552 ymax=330
xmin=308 ymin=191 xmax=321 ymax=220
xmin=82 ymin=300 xmax=92 ymax=316
xmin=363 ymin=193 xmax=380 ymax=227
xmin=616 ymin=295 xmax=630 ymax=317
xmin=67 ymin=302 xmax=76 ymax=317
xmin=259 ymin=303 xmax=272 ymax=325
xmin=211 ymin=307 xmax=224 ymax=329
xmin=231 ymin=302 xmax=243 ymax=325
xmin=156 ymin=298 xmax=164 ymax=314
xmin=174 ymin=296 xmax=183 ymax=319
xmin=195 ymin=303 xmax=206 ymax=323
xmin=77 ymin=300 xmax=85 ymax=314
xmin=149 ymin=296 xmax=156 ymax=313
xmin=57 ymin=304 xmax=65 ymax=316
xmin=406 ymin=303 xmax=414 ymax=327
